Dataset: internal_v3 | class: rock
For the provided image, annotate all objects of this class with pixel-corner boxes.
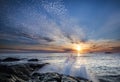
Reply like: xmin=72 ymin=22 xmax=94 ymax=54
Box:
xmin=99 ymin=79 xmax=109 ymax=82
xmin=28 ymin=59 xmax=39 ymax=62
xmin=2 ymin=57 xmax=20 ymax=62
xmin=32 ymin=72 xmax=61 ymax=82
xmin=31 ymin=72 xmax=91 ymax=82
xmin=61 ymin=75 xmax=78 ymax=82
xmin=0 ymin=63 xmax=48 ymax=82
xmin=105 ymin=52 xmax=112 ymax=54
xmin=0 ymin=63 xmax=92 ymax=82
xmin=29 ymin=63 xmax=49 ymax=70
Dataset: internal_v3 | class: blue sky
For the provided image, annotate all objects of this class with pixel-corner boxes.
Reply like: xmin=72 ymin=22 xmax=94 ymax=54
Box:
xmin=0 ymin=0 xmax=120 ymax=52
xmin=64 ymin=0 xmax=120 ymax=39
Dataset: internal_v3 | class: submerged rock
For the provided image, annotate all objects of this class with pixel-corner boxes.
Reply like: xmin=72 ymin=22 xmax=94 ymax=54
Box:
xmin=28 ymin=59 xmax=39 ymax=62
xmin=2 ymin=57 xmax=20 ymax=62
xmin=105 ymin=52 xmax=112 ymax=54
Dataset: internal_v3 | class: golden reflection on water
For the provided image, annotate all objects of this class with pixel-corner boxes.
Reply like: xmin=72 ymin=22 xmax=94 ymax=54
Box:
xmin=76 ymin=52 xmax=87 ymax=66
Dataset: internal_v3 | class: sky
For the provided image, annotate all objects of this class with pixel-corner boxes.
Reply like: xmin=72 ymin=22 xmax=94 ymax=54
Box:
xmin=0 ymin=0 xmax=120 ymax=53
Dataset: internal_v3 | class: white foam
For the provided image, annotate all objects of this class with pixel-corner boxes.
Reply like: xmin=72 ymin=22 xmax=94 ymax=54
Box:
xmin=38 ymin=55 xmax=99 ymax=82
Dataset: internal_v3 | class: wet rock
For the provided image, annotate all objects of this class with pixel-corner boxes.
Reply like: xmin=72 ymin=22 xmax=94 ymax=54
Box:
xmin=29 ymin=63 xmax=49 ymax=70
xmin=0 ymin=63 xmax=48 ymax=82
xmin=0 ymin=63 xmax=91 ymax=82
xmin=31 ymin=72 xmax=59 ymax=82
xmin=105 ymin=52 xmax=112 ymax=54
xmin=98 ymin=75 xmax=120 ymax=82
xmin=2 ymin=57 xmax=20 ymax=62
xmin=31 ymin=72 xmax=91 ymax=82
xmin=99 ymin=79 xmax=110 ymax=82
xmin=28 ymin=59 xmax=39 ymax=62
xmin=61 ymin=75 xmax=78 ymax=82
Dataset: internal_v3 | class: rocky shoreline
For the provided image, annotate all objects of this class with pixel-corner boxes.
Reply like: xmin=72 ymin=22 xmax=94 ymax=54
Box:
xmin=0 ymin=63 xmax=49 ymax=82
xmin=0 ymin=57 xmax=92 ymax=82
xmin=31 ymin=72 xmax=92 ymax=82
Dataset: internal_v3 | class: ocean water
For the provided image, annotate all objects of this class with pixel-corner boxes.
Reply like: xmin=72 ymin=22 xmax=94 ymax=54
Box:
xmin=0 ymin=53 xmax=120 ymax=82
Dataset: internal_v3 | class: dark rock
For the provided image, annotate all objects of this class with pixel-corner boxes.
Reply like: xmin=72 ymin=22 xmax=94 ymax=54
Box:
xmin=31 ymin=72 xmax=91 ymax=82
xmin=61 ymin=75 xmax=78 ymax=82
xmin=28 ymin=59 xmax=39 ymax=61
xmin=0 ymin=63 xmax=48 ymax=82
xmin=0 ymin=63 xmax=91 ymax=82
xmin=29 ymin=63 xmax=49 ymax=70
xmin=105 ymin=52 xmax=112 ymax=54
xmin=99 ymin=79 xmax=110 ymax=82
xmin=2 ymin=57 xmax=20 ymax=62
xmin=98 ymin=75 xmax=120 ymax=82
xmin=32 ymin=72 xmax=61 ymax=82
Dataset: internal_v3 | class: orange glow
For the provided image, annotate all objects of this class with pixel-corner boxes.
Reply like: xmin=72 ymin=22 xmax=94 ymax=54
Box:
xmin=76 ymin=45 xmax=82 ymax=56
xmin=72 ymin=44 xmax=83 ymax=53
xmin=76 ymin=45 xmax=81 ymax=51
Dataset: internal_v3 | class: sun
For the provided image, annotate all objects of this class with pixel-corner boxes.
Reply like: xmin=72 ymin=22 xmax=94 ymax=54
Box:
xmin=76 ymin=45 xmax=81 ymax=51
xmin=75 ymin=45 xmax=82 ymax=56
xmin=72 ymin=44 xmax=83 ymax=54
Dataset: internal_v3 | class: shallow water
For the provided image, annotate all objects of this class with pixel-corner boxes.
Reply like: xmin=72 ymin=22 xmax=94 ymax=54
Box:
xmin=0 ymin=53 xmax=120 ymax=82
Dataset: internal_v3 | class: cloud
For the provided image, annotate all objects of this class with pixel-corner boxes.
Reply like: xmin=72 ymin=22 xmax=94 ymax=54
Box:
xmin=83 ymin=39 xmax=120 ymax=52
xmin=0 ymin=0 xmax=86 ymax=47
xmin=110 ymin=46 xmax=120 ymax=51
xmin=41 ymin=0 xmax=67 ymax=18
xmin=43 ymin=0 xmax=86 ymax=41
xmin=1 ymin=0 xmax=119 ymax=53
xmin=90 ymin=12 xmax=120 ymax=39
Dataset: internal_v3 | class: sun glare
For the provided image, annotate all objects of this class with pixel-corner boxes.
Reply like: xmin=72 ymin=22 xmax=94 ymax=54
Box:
xmin=76 ymin=45 xmax=81 ymax=51
xmin=75 ymin=45 xmax=82 ymax=56
xmin=73 ymin=44 xmax=83 ymax=55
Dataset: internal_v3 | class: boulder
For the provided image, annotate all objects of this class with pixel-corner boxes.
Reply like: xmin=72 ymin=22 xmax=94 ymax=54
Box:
xmin=61 ymin=75 xmax=78 ymax=82
xmin=0 ymin=63 xmax=92 ymax=82
xmin=0 ymin=63 xmax=48 ymax=82
xmin=31 ymin=72 xmax=92 ymax=82
xmin=32 ymin=72 xmax=61 ymax=82
xmin=28 ymin=59 xmax=39 ymax=62
xmin=2 ymin=57 xmax=20 ymax=62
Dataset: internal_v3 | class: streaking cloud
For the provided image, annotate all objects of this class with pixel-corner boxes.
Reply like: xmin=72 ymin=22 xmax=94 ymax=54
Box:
xmin=0 ymin=0 xmax=120 ymax=53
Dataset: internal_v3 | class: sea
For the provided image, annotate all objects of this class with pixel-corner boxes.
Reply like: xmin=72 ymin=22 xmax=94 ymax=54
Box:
xmin=0 ymin=53 xmax=120 ymax=82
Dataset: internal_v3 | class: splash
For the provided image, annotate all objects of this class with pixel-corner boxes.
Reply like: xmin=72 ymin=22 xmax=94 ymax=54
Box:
xmin=38 ymin=54 xmax=99 ymax=82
